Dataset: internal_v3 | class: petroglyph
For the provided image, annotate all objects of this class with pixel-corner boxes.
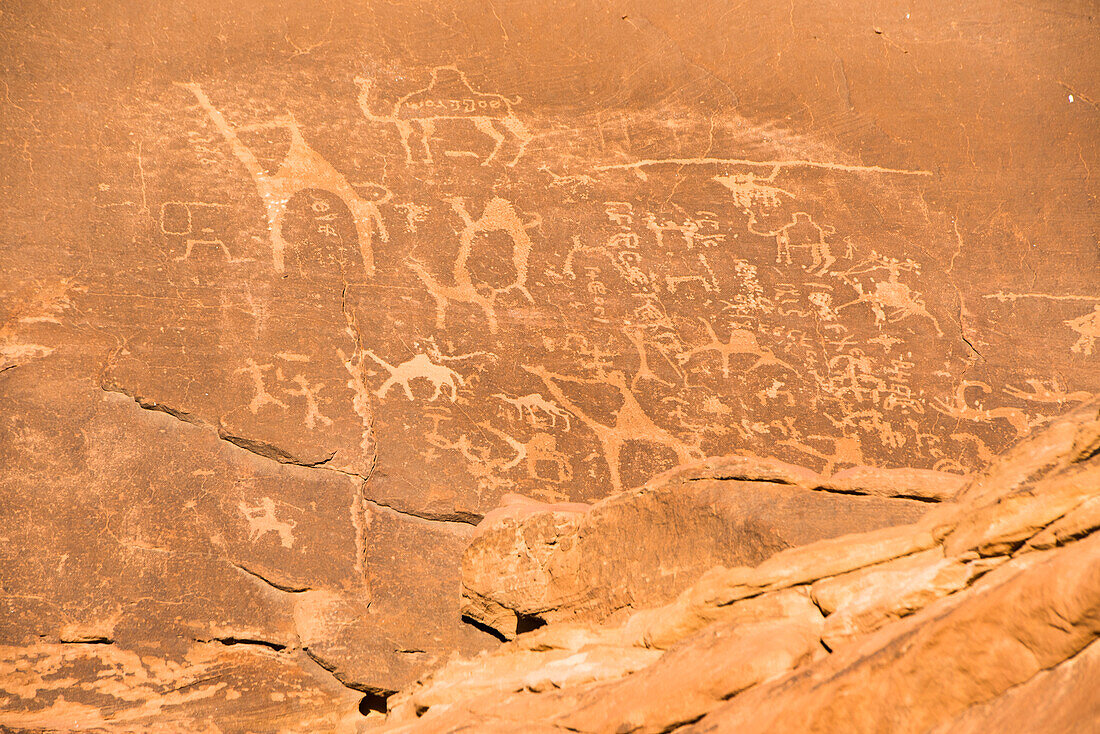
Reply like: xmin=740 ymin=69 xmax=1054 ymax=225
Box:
xmin=712 ymin=166 xmax=793 ymax=210
xmin=524 ymin=364 xmax=702 ymax=491
xmin=836 ymin=254 xmax=944 ymax=336
xmin=356 ymin=66 xmax=532 ymax=166
xmin=1066 ymin=305 xmax=1100 ymax=355
xmin=407 ymin=196 xmax=537 ymax=333
xmin=234 ymin=359 xmax=289 ymax=414
xmin=285 ymin=375 xmax=333 ymax=429
xmin=781 ymin=433 xmax=865 ymax=475
xmin=160 ymin=201 xmax=251 ymax=263
xmin=179 ymin=82 xmax=389 ymax=275
xmin=743 ymin=210 xmax=843 ymax=274
xmin=495 ymin=392 xmax=572 ymax=430
xmin=932 ymin=380 xmax=1033 ymax=437
xmin=238 ymin=497 xmax=296 ymax=548
xmin=1003 ymin=378 xmax=1094 ymax=404
xmin=364 ymin=350 xmax=465 ymax=402
xmin=523 ymin=432 xmax=573 ymax=483
xmin=678 ymin=317 xmax=794 ymax=378
xmin=596 ymin=156 xmax=934 ymax=177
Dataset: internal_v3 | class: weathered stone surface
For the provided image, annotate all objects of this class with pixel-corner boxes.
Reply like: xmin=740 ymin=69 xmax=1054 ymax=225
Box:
xmin=685 ymin=533 xmax=1100 ymax=734
xmin=816 ymin=465 xmax=968 ymax=501
xmin=0 ymin=642 xmax=364 ymax=732
xmin=462 ymin=465 xmax=929 ymax=637
xmin=374 ymin=404 xmax=1100 ymax=732
xmin=811 ymin=547 xmax=983 ymax=649
xmin=1 ymin=357 xmax=494 ymax=726
xmin=2 ymin=0 xmax=1097 ymax=729
xmin=926 ymin=638 xmax=1100 ymax=734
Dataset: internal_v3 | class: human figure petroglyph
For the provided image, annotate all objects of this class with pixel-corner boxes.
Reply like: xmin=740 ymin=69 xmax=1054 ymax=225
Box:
xmin=238 ymin=497 xmax=296 ymax=549
xmin=179 ymin=82 xmax=389 ymax=276
xmin=363 ymin=350 xmax=465 ymax=402
xmin=406 ymin=196 xmax=537 ymax=333
xmin=355 ymin=66 xmax=532 ymax=166
xmin=523 ymin=365 xmax=702 ymax=492
xmin=494 ymin=392 xmax=572 ymax=431
xmin=932 ymin=380 xmax=1033 ymax=437
xmin=1066 ymin=305 xmax=1100 ymax=355
xmin=678 ymin=317 xmax=794 ymax=378
xmin=235 ymin=359 xmax=288 ymax=414
xmin=285 ymin=374 xmax=333 ymax=429
xmin=836 ymin=254 xmax=943 ymax=336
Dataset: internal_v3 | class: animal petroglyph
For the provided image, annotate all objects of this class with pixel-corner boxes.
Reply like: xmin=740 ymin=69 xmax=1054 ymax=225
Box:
xmin=160 ymin=201 xmax=251 ymax=263
xmin=364 ymin=350 xmax=465 ymax=402
xmin=747 ymin=211 xmax=843 ymax=275
xmin=356 ymin=66 xmax=532 ymax=166
xmin=712 ymin=166 xmax=793 ymax=210
xmin=523 ymin=432 xmax=573 ymax=483
xmin=179 ymin=82 xmax=389 ymax=276
xmin=238 ymin=497 xmax=296 ymax=549
xmin=495 ymin=392 xmax=572 ymax=430
xmin=1003 ymin=378 xmax=1094 ymax=404
xmin=524 ymin=365 xmax=702 ymax=492
xmin=780 ymin=434 xmax=865 ymax=475
xmin=406 ymin=196 xmax=537 ymax=333
xmin=932 ymin=380 xmax=1033 ymax=437
xmin=678 ymin=317 xmax=794 ymax=378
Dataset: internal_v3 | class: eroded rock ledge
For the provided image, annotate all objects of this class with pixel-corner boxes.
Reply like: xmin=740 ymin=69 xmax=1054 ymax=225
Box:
xmin=378 ymin=402 xmax=1100 ymax=732
xmin=461 ymin=456 xmax=957 ymax=638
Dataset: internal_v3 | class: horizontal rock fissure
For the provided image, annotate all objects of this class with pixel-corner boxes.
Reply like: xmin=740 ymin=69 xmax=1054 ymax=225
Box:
xmin=362 ymin=496 xmax=483 ymax=526
xmin=808 ymin=485 xmax=943 ymax=503
xmin=101 ymin=384 xmax=484 ymax=524
xmin=101 ymin=383 xmax=357 ymax=474
xmin=230 ymin=561 xmax=312 ymax=593
xmin=688 ymin=475 xmax=797 ymax=485
xmin=690 ymin=473 xmax=944 ymax=503
xmin=304 ymin=647 xmax=399 ymax=698
xmin=205 ymin=636 xmax=288 ymax=652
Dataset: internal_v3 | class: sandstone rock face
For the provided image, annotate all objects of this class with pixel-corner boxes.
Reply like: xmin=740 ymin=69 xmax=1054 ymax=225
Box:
xmin=462 ymin=462 xmax=934 ymax=638
xmin=380 ymin=403 xmax=1100 ymax=732
xmin=2 ymin=0 xmax=1097 ymax=730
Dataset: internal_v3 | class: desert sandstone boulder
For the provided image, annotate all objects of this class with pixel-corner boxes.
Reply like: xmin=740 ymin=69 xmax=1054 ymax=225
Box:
xmin=462 ymin=461 xmax=933 ymax=637
xmin=380 ymin=402 xmax=1100 ymax=732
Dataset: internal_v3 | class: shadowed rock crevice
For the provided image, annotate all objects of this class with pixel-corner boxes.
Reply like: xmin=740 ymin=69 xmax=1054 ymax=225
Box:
xmin=100 ymin=384 xmax=483 ymax=525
